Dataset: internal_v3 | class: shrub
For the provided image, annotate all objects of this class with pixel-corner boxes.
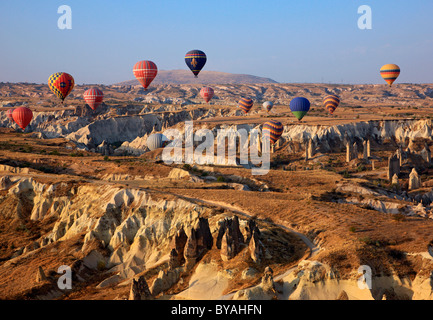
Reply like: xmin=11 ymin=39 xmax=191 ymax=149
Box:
xmin=217 ymin=176 xmax=225 ymax=183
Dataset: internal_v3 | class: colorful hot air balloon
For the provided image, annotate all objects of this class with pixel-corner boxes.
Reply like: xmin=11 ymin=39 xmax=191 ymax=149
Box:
xmin=83 ymin=88 xmax=104 ymax=110
xmin=133 ymin=60 xmax=158 ymax=90
xmin=238 ymin=98 xmax=254 ymax=114
xmin=200 ymin=87 xmax=214 ymax=103
xmin=263 ymin=120 xmax=283 ymax=145
xmin=146 ymin=133 xmax=169 ymax=151
xmin=290 ymin=97 xmax=310 ymax=121
xmin=6 ymin=109 xmax=14 ymax=122
xmin=12 ymin=107 xmax=33 ymax=130
xmin=48 ymin=72 xmax=75 ymax=102
xmin=263 ymin=101 xmax=274 ymax=113
xmin=185 ymin=50 xmax=207 ymax=78
xmin=380 ymin=64 xmax=400 ymax=87
xmin=323 ymin=95 xmax=340 ymax=115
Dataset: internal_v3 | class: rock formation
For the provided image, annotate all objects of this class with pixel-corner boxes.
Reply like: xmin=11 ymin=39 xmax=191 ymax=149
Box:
xmin=388 ymin=154 xmax=400 ymax=181
xmin=249 ymin=228 xmax=264 ymax=263
xmin=129 ymin=276 xmax=153 ymax=300
xmin=36 ymin=266 xmax=47 ymax=283
xmin=217 ymin=216 xmax=245 ymax=261
xmin=409 ymin=168 xmax=421 ymax=190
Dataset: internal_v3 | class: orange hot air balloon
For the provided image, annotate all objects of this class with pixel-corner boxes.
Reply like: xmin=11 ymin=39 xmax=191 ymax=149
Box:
xmin=380 ymin=64 xmax=400 ymax=87
xmin=83 ymin=88 xmax=104 ymax=110
xmin=133 ymin=60 xmax=158 ymax=90
xmin=48 ymin=72 xmax=75 ymax=102
xmin=200 ymin=87 xmax=214 ymax=103
xmin=12 ymin=107 xmax=33 ymax=130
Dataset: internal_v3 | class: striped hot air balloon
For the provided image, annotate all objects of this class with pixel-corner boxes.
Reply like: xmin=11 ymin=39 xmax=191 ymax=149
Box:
xmin=185 ymin=50 xmax=207 ymax=78
xmin=380 ymin=64 xmax=400 ymax=87
xmin=290 ymin=97 xmax=310 ymax=121
xmin=263 ymin=101 xmax=274 ymax=113
xmin=48 ymin=72 xmax=75 ymax=102
xmin=83 ymin=88 xmax=104 ymax=110
xmin=200 ymin=87 xmax=214 ymax=103
xmin=12 ymin=107 xmax=33 ymax=130
xmin=133 ymin=60 xmax=158 ymax=90
xmin=323 ymin=94 xmax=340 ymax=115
xmin=263 ymin=120 xmax=283 ymax=145
xmin=238 ymin=98 xmax=254 ymax=114
xmin=6 ymin=109 xmax=14 ymax=122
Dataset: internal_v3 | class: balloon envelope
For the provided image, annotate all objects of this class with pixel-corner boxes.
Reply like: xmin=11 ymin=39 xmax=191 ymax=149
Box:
xmin=263 ymin=120 xmax=283 ymax=145
xmin=133 ymin=60 xmax=158 ymax=90
xmin=146 ymin=133 xmax=169 ymax=151
xmin=323 ymin=95 xmax=340 ymax=115
xmin=200 ymin=87 xmax=214 ymax=103
xmin=84 ymin=88 xmax=104 ymax=110
xmin=290 ymin=97 xmax=310 ymax=121
xmin=380 ymin=64 xmax=400 ymax=87
xmin=263 ymin=101 xmax=274 ymax=112
xmin=48 ymin=72 xmax=75 ymax=102
xmin=12 ymin=107 xmax=33 ymax=130
xmin=238 ymin=98 xmax=254 ymax=114
xmin=185 ymin=50 xmax=207 ymax=77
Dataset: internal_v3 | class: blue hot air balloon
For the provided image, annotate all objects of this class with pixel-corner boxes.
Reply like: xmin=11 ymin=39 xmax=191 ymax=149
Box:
xmin=146 ymin=133 xmax=169 ymax=151
xmin=290 ymin=97 xmax=310 ymax=121
xmin=185 ymin=50 xmax=207 ymax=78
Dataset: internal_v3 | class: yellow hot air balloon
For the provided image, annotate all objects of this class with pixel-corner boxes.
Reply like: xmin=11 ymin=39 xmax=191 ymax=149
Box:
xmin=380 ymin=64 xmax=400 ymax=87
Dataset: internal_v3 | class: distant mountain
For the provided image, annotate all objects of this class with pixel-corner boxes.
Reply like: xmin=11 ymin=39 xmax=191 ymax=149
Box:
xmin=115 ymin=70 xmax=278 ymax=86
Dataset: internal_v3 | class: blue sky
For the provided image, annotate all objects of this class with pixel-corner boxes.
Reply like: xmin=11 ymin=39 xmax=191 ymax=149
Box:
xmin=0 ymin=0 xmax=432 ymax=85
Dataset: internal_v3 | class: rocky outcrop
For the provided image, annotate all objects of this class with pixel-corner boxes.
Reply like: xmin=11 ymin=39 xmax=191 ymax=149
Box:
xmin=232 ymin=266 xmax=277 ymax=300
xmin=129 ymin=276 xmax=153 ymax=300
xmin=249 ymin=229 xmax=265 ymax=263
xmin=218 ymin=216 xmax=245 ymax=261
xmin=409 ymin=168 xmax=421 ymax=190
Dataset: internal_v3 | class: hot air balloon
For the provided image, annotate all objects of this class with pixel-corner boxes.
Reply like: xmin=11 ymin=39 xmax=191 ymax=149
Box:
xmin=323 ymin=95 xmax=340 ymax=115
xmin=6 ymin=109 xmax=14 ymax=122
xmin=263 ymin=101 xmax=274 ymax=113
xmin=48 ymin=72 xmax=75 ymax=103
xmin=146 ymin=133 xmax=169 ymax=151
xmin=133 ymin=60 xmax=158 ymax=90
xmin=262 ymin=120 xmax=283 ymax=145
xmin=238 ymin=98 xmax=254 ymax=114
xmin=12 ymin=107 xmax=33 ymax=130
xmin=185 ymin=50 xmax=207 ymax=78
xmin=290 ymin=97 xmax=310 ymax=121
xmin=200 ymin=87 xmax=214 ymax=103
xmin=380 ymin=64 xmax=400 ymax=87
xmin=83 ymin=88 xmax=104 ymax=110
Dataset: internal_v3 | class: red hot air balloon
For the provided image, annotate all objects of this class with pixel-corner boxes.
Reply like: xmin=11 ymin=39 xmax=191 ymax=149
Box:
xmin=83 ymin=88 xmax=104 ymax=110
xmin=133 ymin=60 xmax=158 ymax=90
xmin=6 ymin=109 xmax=14 ymax=122
xmin=200 ymin=87 xmax=214 ymax=103
xmin=12 ymin=107 xmax=33 ymax=130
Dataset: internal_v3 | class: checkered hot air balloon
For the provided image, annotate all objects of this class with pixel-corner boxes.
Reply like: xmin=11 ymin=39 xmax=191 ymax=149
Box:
xmin=238 ymin=98 xmax=254 ymax=114
xmin=200 ymin=87 xmax=214 ymax=103
xmin=48 ymin=72 xmax=75 ymax=103
xmin=83 ymin=88 xmax=104 ymax=110
xmin=290 ymin=97 xmax=310 ymax=121
xmin=12 ymin=107 xmax=33 ymax=130
xmin=133 ymin=60 xmax=158 ymax=90
xmin=185 ymin=50 xmax=207 ymax=78
xmin=380 ymin=64 xmax=400 ymax=87
xmin=263 ymin=120 xmax=283 ymax=145
xmin=323 ymin=94 xmax=340 ymax=115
